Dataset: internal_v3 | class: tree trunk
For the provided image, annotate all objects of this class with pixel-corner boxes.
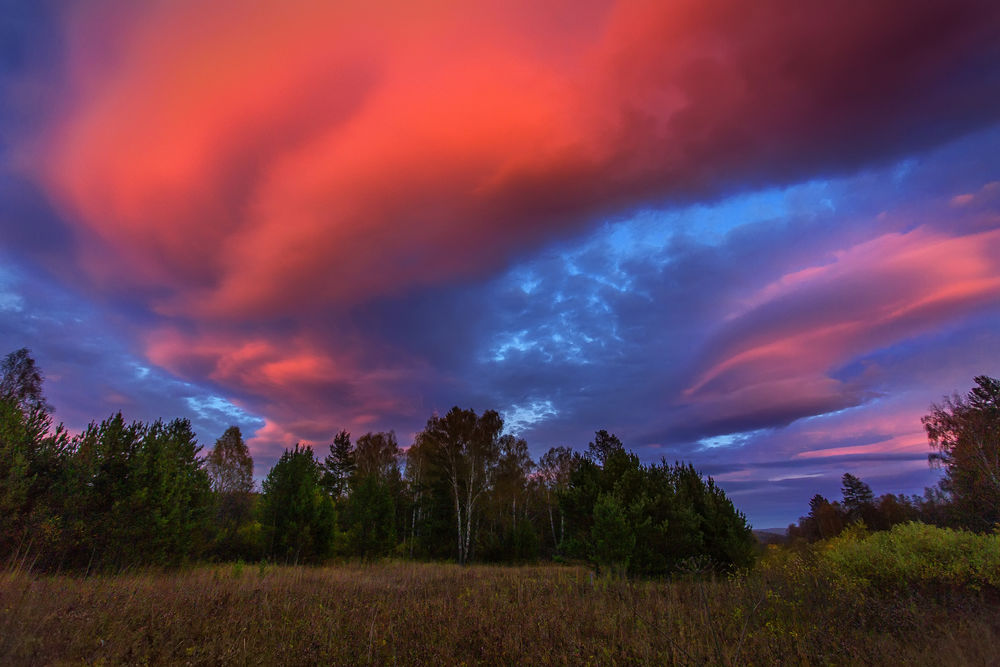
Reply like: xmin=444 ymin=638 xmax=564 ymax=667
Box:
xmin=452 ymin=478 xmax=465 ymax=564
xmin=548 ymin=502 xmax=557 ymax=547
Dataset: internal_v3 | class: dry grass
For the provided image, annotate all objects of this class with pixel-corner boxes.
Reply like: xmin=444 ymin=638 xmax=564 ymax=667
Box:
xmin=1 ymin=561 xmax=998 ymax=665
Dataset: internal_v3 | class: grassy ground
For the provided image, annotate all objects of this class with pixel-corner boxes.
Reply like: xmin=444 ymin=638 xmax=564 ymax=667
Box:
xmin=2 ymin=560 xmax=999 ymax=665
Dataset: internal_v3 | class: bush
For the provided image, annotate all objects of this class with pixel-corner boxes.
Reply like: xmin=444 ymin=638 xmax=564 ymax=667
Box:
xmin=821 ymin=521 xmax=1000 ymax=591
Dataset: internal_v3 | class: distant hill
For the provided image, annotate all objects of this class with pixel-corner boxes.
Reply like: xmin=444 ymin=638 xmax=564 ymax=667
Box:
xmin=752 ymin=528 xmax=787 ymax=545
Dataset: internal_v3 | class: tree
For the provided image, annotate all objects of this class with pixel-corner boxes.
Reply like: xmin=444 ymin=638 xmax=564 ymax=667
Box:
xmin=562 ymin=432 xmax=754 ymax=575
xmin=841 ymin=473 xmax=877 ymax=526
xmin=402 ymin=437 xmax=450 ymax=559
xmin=206 ymin=426 xmax=254 ymax=495
xmin=538 ymin=446 xmax=575 ymax=551
xmin=259 ymin=444 xmax=336 ymax=563
xmin=352 ymin=431 xmax=401 ymax=482
xmin=343 ymin=474 xmax=396 ymax=558
xmin=591 ymin=493 xmax=634 ymax=576
xmin=322 ymin=431 xmax=355 ymax=499
xmin=478 ymin=434 xmax=536 ymax=562
xmin=415 ymin=407 xmax=504 ymax=564
xmin=807 ymin=494 xmax=845 ymax=539
xmin=0 ymin=350 xmax=69 ymax=565
xmin=136 ymin=418 xmax=214 ymax=565
xmin=342 ymin=431 xmax=401 ymax=558
xmin=586 ymin=430 xmax=624 ymax=466
xmin=67 ymin=414 xmax=212 ymax=569
xmin=923 ymin=375 xmax=1000 ymax=531
xmin=205 ymin=426 xmax=257 ymax=560
xmin=495 ymin=436 xmax=533 ymax=521
xmin=0 ymin=348 xmax=50 ymax=414
xmin=0 ymin=391 xmax=69 ymax=560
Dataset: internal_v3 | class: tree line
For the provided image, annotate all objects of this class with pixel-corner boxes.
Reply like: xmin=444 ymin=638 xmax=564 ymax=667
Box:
xmin=788 ymin=375 xmax=1000 ymax=541
xmin=0 ymin=349 xmax=754 ymax=574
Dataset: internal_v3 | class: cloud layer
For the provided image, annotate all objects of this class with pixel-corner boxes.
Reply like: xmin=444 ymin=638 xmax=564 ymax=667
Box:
xmin=26 ymin=0 xmax=1000 ymax=316
xmin=1 ymin=1 xmax=999 ymax=525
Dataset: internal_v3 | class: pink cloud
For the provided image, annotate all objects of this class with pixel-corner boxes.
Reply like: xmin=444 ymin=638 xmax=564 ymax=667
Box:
xmin=146 ymin=327 xmax=432 ymax=448
xmin=795 ymin=432 xmax=926 ymax=460
xmin=684 ymin=225 xmax=1000 ymax=424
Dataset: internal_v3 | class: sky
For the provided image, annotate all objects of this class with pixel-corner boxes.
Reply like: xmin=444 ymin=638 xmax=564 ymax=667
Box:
xmin=1 ymin=0 xmax=999 ymax=527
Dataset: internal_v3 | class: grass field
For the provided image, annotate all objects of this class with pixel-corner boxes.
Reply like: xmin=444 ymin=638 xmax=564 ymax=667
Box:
xmin=2 ymin=559 xmax=999 ymax=665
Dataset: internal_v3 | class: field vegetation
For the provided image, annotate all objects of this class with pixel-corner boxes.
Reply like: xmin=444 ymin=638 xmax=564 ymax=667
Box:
xmin=3 ymin=528 xmax=1000 ymax=666
xmin=3 ymin=354 xmax=1000 ymax=663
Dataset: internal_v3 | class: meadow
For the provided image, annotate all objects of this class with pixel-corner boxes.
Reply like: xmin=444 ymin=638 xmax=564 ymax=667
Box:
xmin=3 ymin=526 xmax=1000 ymax=666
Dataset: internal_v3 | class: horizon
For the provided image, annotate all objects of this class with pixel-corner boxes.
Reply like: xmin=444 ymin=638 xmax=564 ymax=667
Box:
xmin=2 ymin=1 xmax=999 ymax=528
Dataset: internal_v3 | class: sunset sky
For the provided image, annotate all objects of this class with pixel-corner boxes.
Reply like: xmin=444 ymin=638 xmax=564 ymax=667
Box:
xmin=2 ymin=1 xmax=999 ymax=527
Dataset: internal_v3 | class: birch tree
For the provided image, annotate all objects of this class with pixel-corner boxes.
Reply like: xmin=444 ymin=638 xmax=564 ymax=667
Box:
xmin=538 ymin=446 xmax=574 ymax=550
xmin=417 ymin=407 xmax=503 ymax=564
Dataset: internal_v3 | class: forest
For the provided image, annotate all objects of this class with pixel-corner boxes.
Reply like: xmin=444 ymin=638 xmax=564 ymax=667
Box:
xmin=784 ymin=374 xmax=1000 ymax=541
xmin=0 ymin=348 xmax=754 ymax=573
xmin=4 ymin=348 xmax=1000 ymax=663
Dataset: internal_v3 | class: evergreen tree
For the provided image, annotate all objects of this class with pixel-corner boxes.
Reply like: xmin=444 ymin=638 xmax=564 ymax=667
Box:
xmin=343 ymin=474 xmax=396 ymax=558
xmin=591 ymin=493 xmax=634 ymax=576
xmin=259 ymin=445 xmax=336 ymax=563
xmin=841 ymin=473 xmax=877 ymax=527
xmin=0 ymin=391 xmax=69 ymax=561
xmin=561 ymin=432 xmax=754 ymax=575
xmin=66 ymin=414 xmax=211 ymax=569
xmin=340 ymin=431 xmax=401 ymax=558
xmin=322 ymin=430 xmax=355 ymax=499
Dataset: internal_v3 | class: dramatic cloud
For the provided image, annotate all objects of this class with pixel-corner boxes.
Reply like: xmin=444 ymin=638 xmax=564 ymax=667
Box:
xmin=682 ymin=226 xmax=1000 ymax=432
xmin=21 ymin=0 xmax=1000 ymax=318
xmin=2 ymin=1 xmax=999 ymax=525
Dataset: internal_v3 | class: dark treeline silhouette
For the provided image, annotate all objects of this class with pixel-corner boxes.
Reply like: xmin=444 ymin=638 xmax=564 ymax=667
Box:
xmin=788 ymin=375 xmax=1000 ymax=541
xmin=0 ymin=349 xmax=754 ymax=573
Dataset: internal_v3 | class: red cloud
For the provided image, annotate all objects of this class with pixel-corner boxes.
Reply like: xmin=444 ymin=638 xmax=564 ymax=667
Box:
xmin=23 ymin=0 xmax=1000 ymax=319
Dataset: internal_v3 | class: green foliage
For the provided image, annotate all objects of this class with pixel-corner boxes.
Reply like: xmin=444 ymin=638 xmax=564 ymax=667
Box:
xmin=321 ymin=430 xmax=355 ymax=499
xmin=205 ymin=426 xmax=258 ymax=561
xmin=561 ymin=433 xmax=755 ymax=575
xmin=342 ymin=474 xmax=396 ymax=559
xmin=206 ymin=426 xmax=254 ymax=495
xmin=591 ymin=493 xmax=634 ymax=574
xmin=412 ymin=407 xmax=505 ymax=564
xmin=3 ymin=349 xmax=773 ymax=575
xmin=0 ymin=395 xmax=70 ymax=560
xmin=821 ymin=521 xmax=1000 ymax=591
xmin=65 ymin=414 xmax=212 ymax=569
xmin=923 ymin=375 xmax=1000 ymax=531
xmin=259 ymin=444 xmax=337 ymax=563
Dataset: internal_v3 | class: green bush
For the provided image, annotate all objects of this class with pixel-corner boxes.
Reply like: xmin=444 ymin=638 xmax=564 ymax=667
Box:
xmin=821 ymin=521 xmax=1000 ymax=590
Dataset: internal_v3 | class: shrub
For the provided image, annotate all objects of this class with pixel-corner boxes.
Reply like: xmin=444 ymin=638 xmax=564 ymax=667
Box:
xmin=821 ymin=521 xmax=1000 ymax=591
